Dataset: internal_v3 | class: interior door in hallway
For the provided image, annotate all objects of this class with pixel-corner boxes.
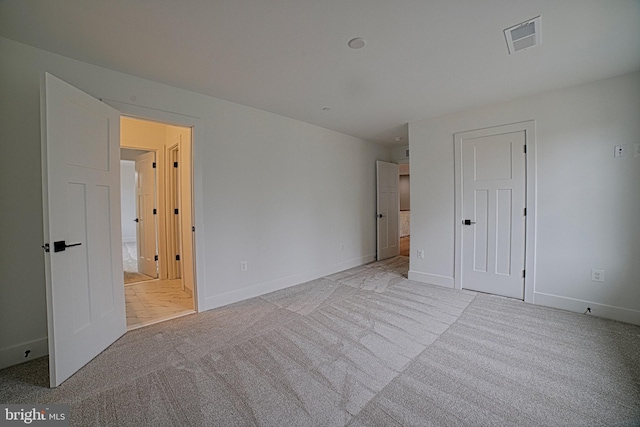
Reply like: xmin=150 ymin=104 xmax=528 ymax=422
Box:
xmin=460 ymin=130 xmax=526 ymax=299
xmin=376 ymin=160 xmax=399 ymax=260
xmin=41 ymin=72 xmax=126 ymax=387
xmin=135 ymin=151 xmax=158 ymax=278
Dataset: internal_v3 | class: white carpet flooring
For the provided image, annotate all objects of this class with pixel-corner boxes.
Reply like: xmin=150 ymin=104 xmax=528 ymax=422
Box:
xmin=2 ymin=256 xmax=639 ymax=426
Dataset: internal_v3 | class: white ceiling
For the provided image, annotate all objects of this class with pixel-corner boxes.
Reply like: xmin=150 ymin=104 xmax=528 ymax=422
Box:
xmin=1 ymin=0 xmax=639 ymax=145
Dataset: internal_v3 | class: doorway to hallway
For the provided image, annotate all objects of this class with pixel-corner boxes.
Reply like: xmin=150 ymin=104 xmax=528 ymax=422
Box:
xmin=120 ymin=116 xmax=196 ymax=329
xmin=121 ymin=149 xmax=157 ymax=284
xmin=399 ymin=163 xmax=410 ymax=257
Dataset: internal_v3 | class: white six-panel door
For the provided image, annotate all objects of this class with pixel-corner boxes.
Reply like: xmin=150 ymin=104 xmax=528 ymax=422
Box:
xmin=459 ymin=130 xmax=526 ymax=299
xmin=41 ymin=73 xmax=126 ymax=387
xmin=376 ymin=160 xmax=399 ymax=261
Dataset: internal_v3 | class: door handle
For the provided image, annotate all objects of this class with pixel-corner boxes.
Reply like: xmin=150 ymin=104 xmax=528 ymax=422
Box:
xmin=134 ymin=218 xmax=139 ymax=222
xmin=463 ymin=219 xmax=476 ymax=225
xmin=377 ymin=214 xmax=386 ymax=218
xmin=53 ymin=240 xmax=82 ymax=252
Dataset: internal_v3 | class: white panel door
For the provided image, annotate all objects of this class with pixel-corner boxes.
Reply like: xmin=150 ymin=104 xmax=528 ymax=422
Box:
xmin=461 ymin=131 xmax=526 ymax=299
xmin=376 ymin=161 xmax=399 ymax=260
xmin=135 ymin=152 xmax=158 ymax=278
xmin=41 ymin=73 xmax=126 ymax=387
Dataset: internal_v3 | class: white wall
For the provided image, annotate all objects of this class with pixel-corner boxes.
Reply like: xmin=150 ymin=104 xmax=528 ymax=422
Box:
xmin=120 ymin=160 xmax=137 ymax=242
xmin=391 ymin=144 xmax=410 ymax=164
xmin=0 ymin=37 xmax=390 ymax=368
xmin=409 ymin=71 xmax=640 ymax=325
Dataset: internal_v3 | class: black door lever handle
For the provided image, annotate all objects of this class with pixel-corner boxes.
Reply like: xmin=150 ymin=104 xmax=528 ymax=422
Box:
xmin=54 ymin=240 xmax=82 ymax=252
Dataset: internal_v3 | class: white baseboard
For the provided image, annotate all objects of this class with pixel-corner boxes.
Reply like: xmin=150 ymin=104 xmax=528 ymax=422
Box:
xmin=0 ymin=337 xmax=48 ymax=370
xmin=202 ymin=254 xmax=376 ymax=311
xmin=407 ymin=270 xmax=454 ymax=288
xmin=534 ymin=292 xmax=640 ymax=326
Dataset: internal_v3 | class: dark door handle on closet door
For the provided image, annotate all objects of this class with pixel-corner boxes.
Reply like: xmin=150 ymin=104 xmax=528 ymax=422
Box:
xmin=53 ymin=240 xmax=82 ymax=252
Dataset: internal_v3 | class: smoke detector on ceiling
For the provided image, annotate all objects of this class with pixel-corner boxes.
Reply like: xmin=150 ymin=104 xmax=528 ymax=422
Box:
xmin=504 ymin=16 xmax=541 ymax=54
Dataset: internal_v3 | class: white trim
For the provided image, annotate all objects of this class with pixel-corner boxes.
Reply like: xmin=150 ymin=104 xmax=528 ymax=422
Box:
xmin=127 ymin=310 xmax=196 ymax=331
xmin=202 ymin=254 xmax=376 ymax=311
xmin=534 ymin=292 xmax=640 ymax=326
xmin=103 ymin=99 xmax=206 ymax=313
xmin=453 ymin=121 xmax=536 ymax=303
xmin=0 ymin=337 xmax=48 ymax=370
xmin=407 ymin=271 xmax=454 ymax=288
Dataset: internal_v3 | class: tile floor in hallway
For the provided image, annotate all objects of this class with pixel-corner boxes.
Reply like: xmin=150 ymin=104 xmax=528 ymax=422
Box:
xmin=400 ymin=235 xmax=410 ymax=257
xmin=125 ymin=279 xmax=194 ymax=329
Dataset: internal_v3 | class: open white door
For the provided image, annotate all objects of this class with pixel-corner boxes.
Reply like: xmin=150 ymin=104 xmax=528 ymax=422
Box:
xmin=41 ymin=73 xmax=126 ymax=387
xmin=376 ymin=160 xmax=399 ymax=260
xmin=135 ymin=151 xmax=158 ymax=278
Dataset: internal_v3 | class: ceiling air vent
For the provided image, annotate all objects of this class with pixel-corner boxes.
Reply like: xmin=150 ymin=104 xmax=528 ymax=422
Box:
xmin=504 ymin=16 xmax=541 ymax=54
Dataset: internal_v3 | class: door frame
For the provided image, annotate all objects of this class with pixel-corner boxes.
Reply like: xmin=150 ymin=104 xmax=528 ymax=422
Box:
xmin=167 ymin=142 xmax=182 ymax=280
xmin=105 ymin=99 xmax=204 ymax=312
xmin=454 ymin=121 xmax=537 ymax=303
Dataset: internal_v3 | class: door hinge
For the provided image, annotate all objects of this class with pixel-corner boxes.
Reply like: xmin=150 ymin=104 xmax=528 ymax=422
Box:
xmin=192 ymin=226 xmax=195 ymax=232
xmin=42 ymin=243 xmax=50 ymax=253
xmin=174 ymin=208 xmax=179 ymax=215
xmin=176 ymin=254 xmax=180 ymax=261
xmin=173 ymin=161 xmax=178 ymax=168
xmin=152 ymin=162 xmax=156 ymax=168
xmin=523 ymin=270 xmax=526 ymax=278
xmin=154 ymin=255 xmax=158 ymax=261
xmin=524 ymin=145 xmax=527 ymax=154
xmin=524 ymin=208 xmax=527 ymax=216
xmin=153 ymin=208 xmax=157 ymax=215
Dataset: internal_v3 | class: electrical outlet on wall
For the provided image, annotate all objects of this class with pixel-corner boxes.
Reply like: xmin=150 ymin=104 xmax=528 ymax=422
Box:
xmin=417 ymin=249 xmax=425 ymax=259
xmin=591 ymin=269 xmax=604 ymax=283
xmin=240 ymin=260 xmax=248 ymax=271
xmin=614 ymin=145 xmax=627 ymax=158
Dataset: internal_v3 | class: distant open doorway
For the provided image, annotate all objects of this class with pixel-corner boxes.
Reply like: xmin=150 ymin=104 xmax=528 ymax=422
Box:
xmin=120 ymin=116 xmax=196 ymax=330
xmin=120 ymin=149 xmax=157 ymax=284
xmin=399 ymin=163 xmax=410 ymax=257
